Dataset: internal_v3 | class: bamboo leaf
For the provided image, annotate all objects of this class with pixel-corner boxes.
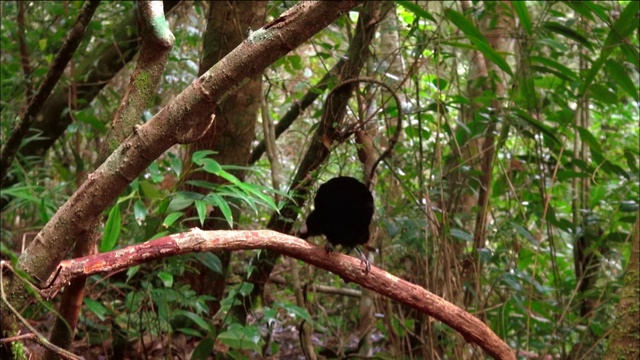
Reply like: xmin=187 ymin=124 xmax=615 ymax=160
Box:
xmin=512 ymin=2 xmax=532 ymax=35
xmin=605 ymin=59 xmax=638 ymax=101
xmin=543 ymin=21 xmax=593 ymax=51
xmin=583 ymin=1 xmax=639 ymax=90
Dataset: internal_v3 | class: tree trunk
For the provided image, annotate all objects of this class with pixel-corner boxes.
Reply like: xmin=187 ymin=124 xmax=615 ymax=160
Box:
xmin=180 ymin=0 xmax=266 ymax=318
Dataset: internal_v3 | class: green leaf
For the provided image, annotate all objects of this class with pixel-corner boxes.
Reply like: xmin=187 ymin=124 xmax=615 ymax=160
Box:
xmin=194 ymin=253 xmax=223 ymax=274
xmin=204 ymin=194 xmax=234 ymax=228
xmin=556 ymin=170 xmax=590 ymax=181
xmin=139 ymin=180 xmax=162 ymax=199
xmin=191 ymin=337 xmax=214 ymax=360
xmin=619 ymin=201 xmax=639 ymax=213
xmin=147 ymin=162 xmax=164 ymax=183
xmin=441 ymin=41 xmax=476 ymax=51
xmin=217 ymin=324 xmax=262 ymax=352
xmin=201 ymin=158 xmax=223 ymax=175
xmin=473 ymin=39 xmax=513 ymax=76
xmin=0 ymin=186 xmax=43 ymax=203
xmin=149 ymin=231 xmax=169 ymax=240
xmin=396 ymin=0 xmax=436 ymax=22
xmin=176 ymin=310 xmax=215 ymax=334
xmin=514 ymin=109 xmax=561 ymax=145
xmin=219 ymin=186 xmax=258 ymax=214
xmin=100 ymin=204 xmax=122 ymax=252
xmin=565 ymin=1 xmax=595 ymax=21
xmin=510 ymin=222 xmax=537 ymax=244
xmin=576 ymin=126 xmax=603 ymax=154
xmin=443 ymin=9 xmax=512 ymax=76
xmin=624 ymin=148 xmax=639 ymax=174
xmin=163 ymin=212 xmax=184 ymax=227
xmin=605 ymin=59 xmax=638 ymax=101
xmin=177 ymin=327 xmax=203 ymax=338
xmin=133 ymin=200 xmax=148 ymax=225
xmin=186 ymin=180 xmax=218 ymax=190
xmin=195 ymin=199 xmax=207 ymax=226
xmin=167 ymin=193 xmax=196 ymax=212
xmin=583 ymin=1 xmax=639 ymax=91
xmin=157 ymin=271 xmax=174 ymax=288
xmin=237 ymin=282 xmax=254 ymax=297
xmin=530 ymin=65 xmax=572 ymax=82
xmin=543 ymin=21 xmax=593 ymax=51
xmin=589 ymin=84 xmax=618 ymax=104
xmin=126 ymin=265 xmax=140 ymax=283
xmin=192 ymin=150 xmax=217 ymax=165
xmin=238 ymin=182 xmax=278 ymax=211
xmin=84 ymin=298 xmax=110 ymax=321
xmin=74 ymin=111 xmax=107 ymax=133
xmin=450 ymin=228 xmax=472 ymax=242
xmin=288 ymin=54 xmax=302 ymax=70
xmin=168 ymin=152 xmax=183 ymax=177
xmin=530 ymin=56 xmax=577 ymax=80
xmin=444 ymin=9 xmax=488 ymax=43
xmin=274 ymin=301 xmax=313 ymax=323
xmin=216 ymin=169 xmax=242 ymax=185
xmin=591 ymin=151 xmax=630 ymax=179
xmin=512 ymin=2 xmax=531 ymax=35
xmin=39 ymin=197 xmax=51 ymax=223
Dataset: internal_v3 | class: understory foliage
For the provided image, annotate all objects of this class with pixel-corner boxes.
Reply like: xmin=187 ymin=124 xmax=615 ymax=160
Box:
xmin=1 ymin=1 xmax=638 ymax=359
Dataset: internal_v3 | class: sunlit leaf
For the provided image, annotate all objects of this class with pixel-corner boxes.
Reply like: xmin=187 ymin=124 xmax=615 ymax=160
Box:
xmin=396 ymin=1 xmax=436 ymax=22
xmin=163 ymin=212 xmax=184 ymax=227
xmin=158 ymin=271 xmax=174 ymax=288
xmin=192 ymin=150 xmax=217 ymax=165
xmin=512 ymin=2 xmax=531 ymax=35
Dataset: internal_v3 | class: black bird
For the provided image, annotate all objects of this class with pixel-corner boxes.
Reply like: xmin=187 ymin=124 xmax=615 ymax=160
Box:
xmin=299 ymin=176 xmax=374 ymax=272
